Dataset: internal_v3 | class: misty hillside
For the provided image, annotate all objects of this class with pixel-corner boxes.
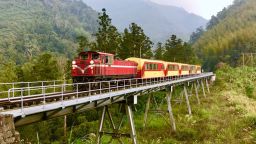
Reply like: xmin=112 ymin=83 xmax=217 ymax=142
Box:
xmin=192 ymin=0 xmax=256 ymax=70
xmin=0 ymin=0 xmax=98 ymax=64
xmin=83 ymin=0 xmax=207 ymax=42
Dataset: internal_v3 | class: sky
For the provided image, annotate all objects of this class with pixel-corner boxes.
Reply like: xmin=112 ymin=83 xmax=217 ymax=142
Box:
xmin=150 ymin=0 xmax=234 ymax=19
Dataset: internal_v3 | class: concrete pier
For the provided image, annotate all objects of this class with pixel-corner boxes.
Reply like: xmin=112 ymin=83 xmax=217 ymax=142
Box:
xmin=0 ymin=114 xmax=20 ymax=144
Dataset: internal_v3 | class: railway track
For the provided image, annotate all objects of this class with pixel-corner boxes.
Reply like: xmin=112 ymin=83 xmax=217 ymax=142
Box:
xmin=0 ymin=75 xmax=205 ymax=111
xmin=0 ymin=81 xmax=135 ymax=110
xmin=0 ymin=92 xmax=70 ymax=109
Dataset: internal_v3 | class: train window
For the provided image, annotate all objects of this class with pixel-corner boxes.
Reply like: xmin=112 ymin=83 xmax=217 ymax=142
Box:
xmin=155 ymin=64 xmax=158 ymax=70
xmin=181 ymin=65 xmax=189 ymax=71
xmin=168 ymin=65 xmax=173 ymax=71
xmin=150 ymin=64 xmax=153 ymax=70
xmin=108 ymin=55 xmax=114 ymax=64
xmin=152 ymin=64 xmax=156 ymax=70
xmin=145 ymin=63 xmax=148 ymax=70
xmin=147 ymin=64 xmax=150 ymax=70
xmin=175 ymin=65 xmax=179 ymax=70
xmin=80 ymin=54 xmax=88 ymax=60
xmin=145 ymin=63 xmax=159 ymax=70
xmin=105 ymin=56 xmax=109 ymax=64
xmin=161 ymin=65 xmax=165 ymax=70
xmin=168 ymin=65 xmax=179 ymax=71
xmin=190 ymin=66 xmax=196 ymax=71
xmin=92 ymin=53 xmax=100 ymax=60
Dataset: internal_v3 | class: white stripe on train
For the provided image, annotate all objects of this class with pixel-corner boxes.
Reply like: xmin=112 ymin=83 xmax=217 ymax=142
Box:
xmin=73 ymin=64 xmax=137 ymax=74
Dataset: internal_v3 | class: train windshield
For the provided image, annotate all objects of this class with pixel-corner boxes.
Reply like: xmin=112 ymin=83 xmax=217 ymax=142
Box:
xmin=92 ymin=53 xmax=100 ymax=60
xmin=80 ymin=53 xmax=88 ymax=60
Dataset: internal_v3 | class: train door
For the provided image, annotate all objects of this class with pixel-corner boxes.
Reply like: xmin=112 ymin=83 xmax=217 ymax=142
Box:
xmin=92 ymin=53 xmax=101 ymax=76
xmin=101 ymin=55 xmax=106 ymax=76
xmin=102 ymin=55 xmax=113 ymax=76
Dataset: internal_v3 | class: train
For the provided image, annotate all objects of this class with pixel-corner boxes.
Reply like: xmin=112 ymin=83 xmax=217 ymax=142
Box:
xmin=71 ymin=51 xmax=201 ymax=83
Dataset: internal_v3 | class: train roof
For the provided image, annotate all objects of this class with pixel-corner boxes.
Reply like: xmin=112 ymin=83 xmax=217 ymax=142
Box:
xmin=126 ymin=57 xmax=201 ymax=66
xmin=79 ymin=51 xmax=114 ymax=56
xmin=126 ymin=57 xmax=166 ymax=63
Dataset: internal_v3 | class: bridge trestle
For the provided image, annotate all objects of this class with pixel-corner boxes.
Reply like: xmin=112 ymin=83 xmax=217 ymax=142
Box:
xmin=97 ymin=98 xmax=137 ymax=144
xmin=143 ymin=78 xmax=211 ymax=135
xmin=143 ymin=86 xmax=177 ymax=133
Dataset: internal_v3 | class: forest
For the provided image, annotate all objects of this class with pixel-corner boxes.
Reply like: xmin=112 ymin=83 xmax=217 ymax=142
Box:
xmin=191 ymin=0 xmax=256 ymax=71
xmin=2 ymin=0 xmax=256 ymax=143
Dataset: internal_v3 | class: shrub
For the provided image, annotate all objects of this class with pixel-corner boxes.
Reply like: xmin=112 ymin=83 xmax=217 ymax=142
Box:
xmin=245 ymin=84 xmax=254 ymax=99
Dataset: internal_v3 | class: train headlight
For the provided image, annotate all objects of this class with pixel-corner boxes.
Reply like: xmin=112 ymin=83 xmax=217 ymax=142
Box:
xmin=90 ymin=60 xmax=94 ymax=65
xmin=72 ymin=61 xmax=76 ymax=65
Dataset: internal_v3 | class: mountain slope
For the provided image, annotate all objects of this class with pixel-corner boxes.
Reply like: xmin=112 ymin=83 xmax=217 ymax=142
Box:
xmin=83 ymin=0 xmax=207 ymax=42
xmin=0 ymin=0 xmax=98 ymax=64
xmin=192 ymin=0 xmax=256 ymax=70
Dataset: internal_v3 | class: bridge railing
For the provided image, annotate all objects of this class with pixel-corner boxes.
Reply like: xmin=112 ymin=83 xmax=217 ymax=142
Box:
xmin=1 ymin=74 xmax=214 ymax=113
xmin=6 ymin=76 xmax=170 ymax=100
xmin=0 ymin=80 xmax=72 ymax=98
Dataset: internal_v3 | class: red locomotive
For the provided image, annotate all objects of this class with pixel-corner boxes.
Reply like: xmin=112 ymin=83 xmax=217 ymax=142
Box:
xmin=72 ymin=51 xmax=137 ymax=83
xmin=71 ymin=51 xmax=201 ymax=83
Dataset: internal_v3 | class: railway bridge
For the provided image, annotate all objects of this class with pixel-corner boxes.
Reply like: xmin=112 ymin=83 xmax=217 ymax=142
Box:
xmin=0 ymin=73 xmax=214 ymax=144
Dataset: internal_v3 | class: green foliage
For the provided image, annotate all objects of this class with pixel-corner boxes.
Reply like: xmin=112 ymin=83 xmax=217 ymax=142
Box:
xmin=21 ymin=53 xmax=61 ymax=81
xmin=189 ymin=26 xmax=205 ymax=44
xmin=245 ymin=84 xmax=254 ymax=99
xmin=0 ymin=62 xmax=18 ymax=83
xmin=192 ymin=0 xmax=256 ymax=71
xmin=154 ymin=42 xmax=165 ymax=60
xmin=120 ymin=23 xmax=153 ymax=59
xmin=0 ymin=0 xmax=97 ymax=64
xmin=92 ymin=8 xmax=122 ymax=54
xmin=77 ymin=36 xmax=90 ymax=53
xmin=153 ymin=34 xmax=199 ymax=64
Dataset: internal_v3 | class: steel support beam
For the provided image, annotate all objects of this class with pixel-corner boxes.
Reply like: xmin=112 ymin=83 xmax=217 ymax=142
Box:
xmin=201 ymin=79 xmax=206 ymax=98
xmin=166 ymin=86 xmax=176 ymax=132
xmin=184 ymin=85 xmax=192 ymax=115
xmin=194 ymin=82 xmax=200 ymax=105
xmin=206 ymin=78 xmax=210 ymax=93
xmin=143 ymin=94 xmax=151 ymax=128
xmin=97 ymin=106 xmax=106 ymax=144
xmin=126 ymin=104 xmax=137 ymax=144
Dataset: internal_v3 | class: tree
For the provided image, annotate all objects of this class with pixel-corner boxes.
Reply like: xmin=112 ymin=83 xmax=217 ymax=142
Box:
xmin=22 ymin=53 xmax=61 ymax=81
xmin=77 ymin=35 xmax=89 ymax=53
xmin=189 ymin=26 xmax=205 ymax=44
xmin=163 ymin=35 xmax=199 ymax=63
xmin=206 ymin=16 xmax=219 ymax=30
xmin=154 ymin=42 xmax=165 ymax=60
xmin=93 ymin=8 xmax=121 ymax=54
xmin=120 ymin=23 xmax=153 ymax=59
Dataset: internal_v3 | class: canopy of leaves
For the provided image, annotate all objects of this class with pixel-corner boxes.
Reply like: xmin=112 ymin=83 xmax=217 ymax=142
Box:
xmin=21 ymin=53 xmax=61 ymax=81
xmin=91 ymin=9 xmax=153 ymax=59
xmin=155 ymin=35 xmax=199 ymax=64
xmin=0 ymin=0 xmax=98 ymax=64
xmin=192 ymin=0 xmax=256 ymax=71
xmin=92 ymin=8 xmax=122 ymax=54
xmin=120 ymin=23 xmax=153 ymax=59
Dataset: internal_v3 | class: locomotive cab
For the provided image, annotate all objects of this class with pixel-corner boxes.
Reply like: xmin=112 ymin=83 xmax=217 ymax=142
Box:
xmin=72 ymin=51 xmax=104 ymax=82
